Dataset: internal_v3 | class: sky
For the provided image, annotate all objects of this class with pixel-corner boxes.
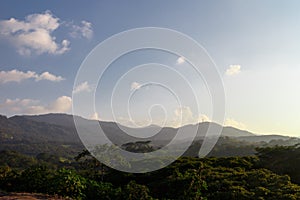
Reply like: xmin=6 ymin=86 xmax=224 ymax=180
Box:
xmin=0 ymin=0 xmax=300 ymax=137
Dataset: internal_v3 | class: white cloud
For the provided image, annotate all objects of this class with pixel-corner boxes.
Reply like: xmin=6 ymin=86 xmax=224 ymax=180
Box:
xmin=0 ymin=70 xmax=36 ymax=83
xmin=174 ymin=106 xmax=193 ymax=119
xmin=73 ymin=81 xmax=92 ymax=94
xmin=35 ymin=71 xmax=64 ymax=82
xmin=0 ymin=69 xmax=64 ymax=83
xmin=69 ymin=20 xmax=93 ymax=39
xmin=176 ymin=56 xmax=186 ymax=64
xmin=0 ymin=96 xmax=72 ymax=115
xmin=198 ymin=114 xmax=211 ymax=123
xmin=48 ymin=96 xmax=72 ymax=113
xmin=226 ymin=65 xmax=241 ymax=76
xmin=0 ymin=10 xmax=70 ymax=55
xmin=173 ymin=106 xmax=195 ymax=127
xmin=225 ymin=118 xmax=247 ymax=130
xmin=3 ymin=98 xmax=39 ymax=108
xmin=90 ymin=112 xmax=100 ymax=120
xmin=130 ymin=82 xmax=142 ymax=91
xmin=114 ymin=108 xmax=211 ymax=128
xmin=172 ymin=106 xmax=212 ymax=127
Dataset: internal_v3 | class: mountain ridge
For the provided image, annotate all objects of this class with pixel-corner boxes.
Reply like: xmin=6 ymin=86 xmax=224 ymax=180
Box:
xmin=0 ymin=113 xmax=298 ymax=156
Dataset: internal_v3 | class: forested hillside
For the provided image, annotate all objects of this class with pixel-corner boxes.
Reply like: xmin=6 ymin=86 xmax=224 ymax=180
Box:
xmin=1 ymin=114 xmax=300 ymax=199
xmin=1 ymin=114 xmax=299 ymax=158
xmin=1 ymin=145 xmax=300 ymax=199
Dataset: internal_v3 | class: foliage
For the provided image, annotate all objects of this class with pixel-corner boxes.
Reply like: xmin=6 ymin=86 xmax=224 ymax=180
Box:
xmin=17 ymin=165 xmax=53 ymax=193
xmin=163 ymin=168 xmax=207 ymax=200
xmin=256 ymin=145 xmax=300 ymax=184
xmin=75 ymin=149 xmax=104 ymax=181
xmin=122 ymin=181 xmax=153 ymax=200
xmin=0 ymin=150 xmax=38 ymax=169
xmin=0 ymin=166 xmax=19 ymax=191
xmin=122 ymin=141 xmax=155 ymax=153
xmin=84 ymin=180 xmax=121 ymax=200
xmin=1 ymin=146 xmax=300 ymax=199
xmin=51 ymin=168 xmax=87 ymax=199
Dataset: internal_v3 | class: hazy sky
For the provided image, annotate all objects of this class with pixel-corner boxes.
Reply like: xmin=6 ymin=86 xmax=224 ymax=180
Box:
xmin=0 ymin=1 xmax=299 ymax=136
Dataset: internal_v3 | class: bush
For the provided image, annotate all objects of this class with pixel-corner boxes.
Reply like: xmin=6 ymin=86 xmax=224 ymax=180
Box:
xmin=85 ymin=180 xmax=121 ymax=200
xmin=51 ymin=168 xmax=87 ymax=199
xmin=122 ymin=181 xmax=153 ymax=200
xmin=17 ymin=165 xmax=53 ymax=193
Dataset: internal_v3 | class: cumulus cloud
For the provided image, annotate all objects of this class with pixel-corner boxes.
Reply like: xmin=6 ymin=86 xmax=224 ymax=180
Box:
xmin=69 ymin=20 xmax=93 ymax=39
xmin=3 ymin=98 xmax=39 ymax=109
xmin=0 ymin=70 xmax=36 ymax=83
xmin=114 ymin=107 xmax=211 ymax=128
xmin=174 ymin=106 xmax=194 ymax=120
xmin=130 ymin=82 xmax=142 ymax=91
xmin=0 ymin=69 xmax=64 ymax=83
xmin=198 ymin=114 xmax=211 ymax=123
xmin=90 ymin=112 xmax=101 ymax=120
xmin=0 ymin=96 xmax=72 ymax=115
xmin=35 ymin=71 xmax=64 ymax=82
xmin=172 ymin=106 xmax=212 ymax=127
xmin=225 ymin=118 xmax=247 ymax=130
xmin=0 ymin=10 xmax=70 ymax=55
xmin=173 ymin=106 xmax=195 ymax=127
xmin=176 ymin=56 xmax=186 ymax=64
xmin=47 ymin=96 xmax=72 ymax=113
xmin=73 ymin=81 xmax=92 ymax=94
xmin=226 ymin=65 xmax=241 ymax=76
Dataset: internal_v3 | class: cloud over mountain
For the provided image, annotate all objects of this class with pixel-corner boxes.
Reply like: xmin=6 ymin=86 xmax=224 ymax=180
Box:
xmin=0 ymin=96 xmax=72 ymax=115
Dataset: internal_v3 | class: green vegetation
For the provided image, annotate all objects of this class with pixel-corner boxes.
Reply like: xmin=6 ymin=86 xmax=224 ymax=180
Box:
xmin=1 ymin=112 xmax=300 ymax=199
xmin=0 ymin=145 xmax=300 ymax=199
xmin=256 ymin=145 xmax=300 ymax=184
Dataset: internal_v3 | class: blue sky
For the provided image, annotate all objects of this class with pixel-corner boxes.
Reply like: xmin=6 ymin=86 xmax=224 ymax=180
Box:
xmin=0 ymin=1 xmax=300 ymax=136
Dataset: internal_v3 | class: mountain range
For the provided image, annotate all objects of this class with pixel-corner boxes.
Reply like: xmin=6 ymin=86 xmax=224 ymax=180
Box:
xmin=0 ymin=113 xmax=298 ymax=156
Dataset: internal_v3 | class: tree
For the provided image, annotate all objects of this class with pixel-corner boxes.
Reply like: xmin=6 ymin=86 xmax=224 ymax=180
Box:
xmin=122 ymin=181 xmax=153 ymax=200
xmin=256 ymin=145 xmax=300 ymax=184
xmin=51 ymin=168 xmax=87 ymax=199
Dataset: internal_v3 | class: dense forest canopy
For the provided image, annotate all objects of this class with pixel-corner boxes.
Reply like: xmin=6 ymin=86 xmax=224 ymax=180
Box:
xmin=1 ymin=145 xmax=300 ymax=199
